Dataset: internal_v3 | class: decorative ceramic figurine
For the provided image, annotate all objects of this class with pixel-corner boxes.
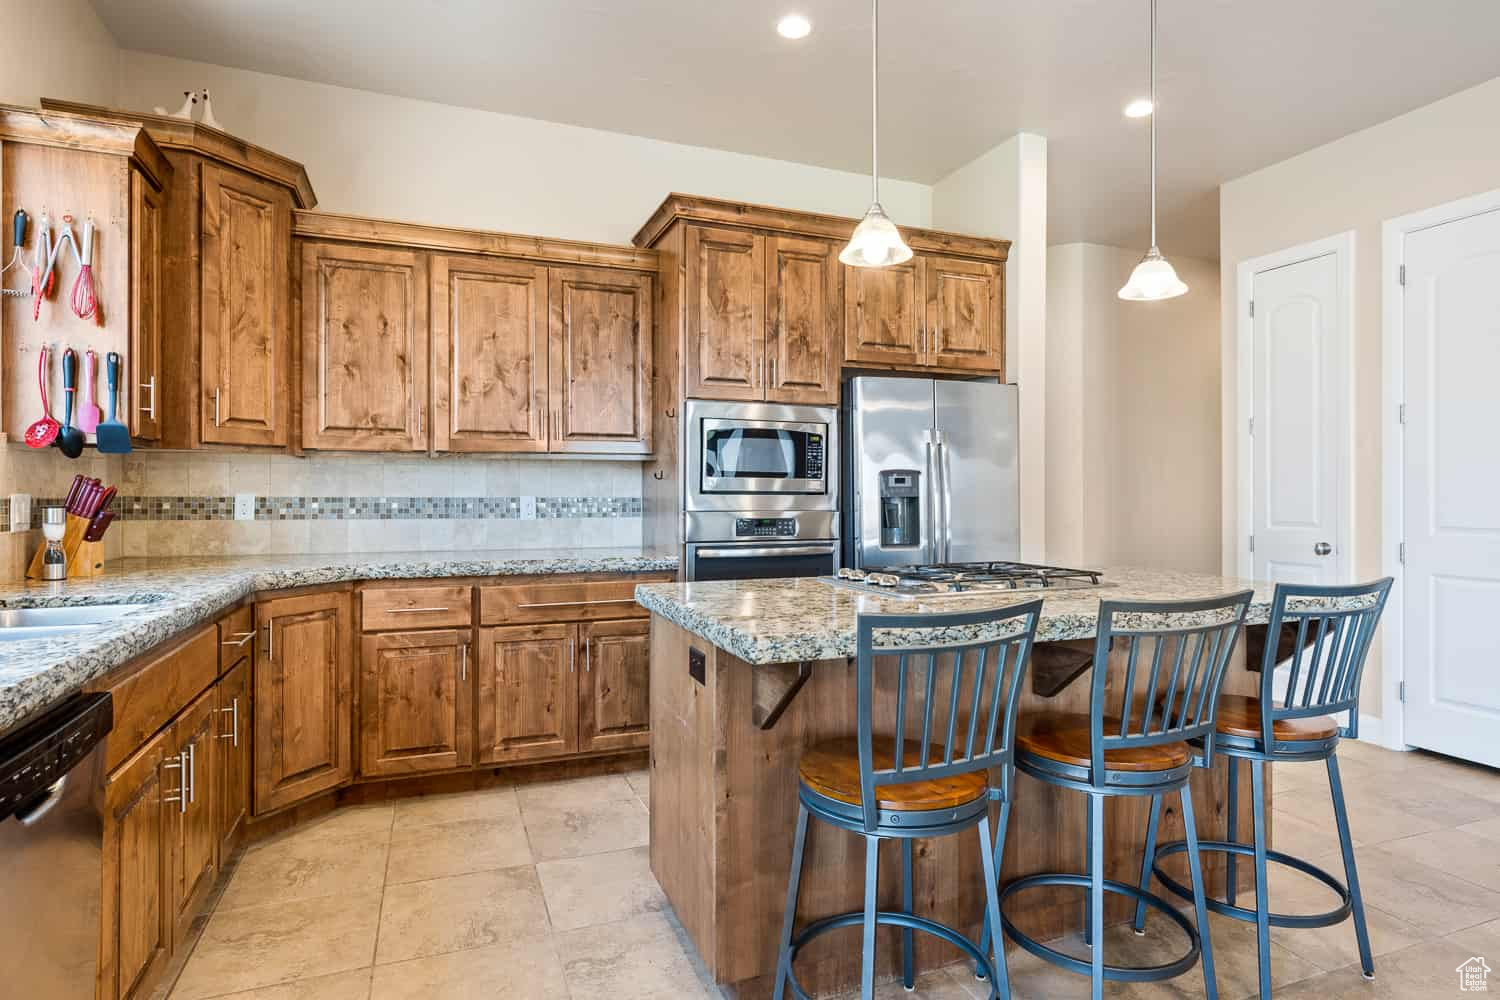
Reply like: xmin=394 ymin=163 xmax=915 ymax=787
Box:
xmin=167 ymin=90 xmax=197 ymax=120
xmin=199 ymin=89 xmax=222 ymax=129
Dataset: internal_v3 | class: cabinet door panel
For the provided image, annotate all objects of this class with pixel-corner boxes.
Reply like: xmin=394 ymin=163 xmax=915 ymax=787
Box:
xmin=431 ymin=255 xmax=548 ymax=452
xmin=578 ymin=618 xmax=650 ymax=753
xmin=215 ymin=658 xmax=252 ymax=861
xmin=302 ymin=243 xmax=429 ymax=451
xmin=359 ymin=629 xmax=472 ymax=776
xmin=130 ymin=171 xmax=164 ymax=442
xmin=843 ymin=259 xmax=923 ymax=367
xmin=101 ymin=729 xmax=170 ymax=1000
xmin=685 ymin=226 xmax=763 ymax=400
xmin=476 ymin=623 xmax=577 ymax=764
xmin=201 ymin=163 xmax=291 ymax=446
xmin=254 ymin=592 xmax=352 ymax=814
xmin=925 ymin=256 xmax=1003 ymax=373
xmin=170 ymin=690 xmax=217 ymax=949
xmin=549 ymin=266 xmax=653 ymax=454
xmin=765 ymin=236 xmax=839 ymax=405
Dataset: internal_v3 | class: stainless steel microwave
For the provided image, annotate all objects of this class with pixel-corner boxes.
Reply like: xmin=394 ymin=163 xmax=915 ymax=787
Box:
xmin=684 ymin=399 xmax=838 ymax=512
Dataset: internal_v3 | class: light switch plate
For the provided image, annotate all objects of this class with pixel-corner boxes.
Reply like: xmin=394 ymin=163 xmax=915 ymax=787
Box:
xmin=519 ymin=496 xmax=537 ymax=520
xmin=234 ymin=494 xmax=256 ymax=521
xmin=8 ymin=493 xmax=32 ymax=533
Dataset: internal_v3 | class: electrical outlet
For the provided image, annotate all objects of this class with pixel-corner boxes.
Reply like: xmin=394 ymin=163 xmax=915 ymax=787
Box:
xmin=519 ymin=496 xmax=537 ymax=520
xmin=8 ymin=493 xmax=32 ymax=533
xmin=234 ymin=494 xmax=256 ymax=521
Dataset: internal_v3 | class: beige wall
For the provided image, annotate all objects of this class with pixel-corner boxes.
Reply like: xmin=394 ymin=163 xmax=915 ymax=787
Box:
xmin=113 ymin=52 xmax=933 ymax=245
xmin=1219 ymin=74 xmax=1500 ymax=722
xmin=0 ymin=0 xmax=118 ymax=108
xmin=1047 ymin=243 xmax=1221 ymax=574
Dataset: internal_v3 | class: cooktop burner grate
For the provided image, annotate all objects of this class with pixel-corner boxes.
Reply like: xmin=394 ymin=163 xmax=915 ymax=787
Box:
xmin=832 ymin=561 xmax=1104 ymax=597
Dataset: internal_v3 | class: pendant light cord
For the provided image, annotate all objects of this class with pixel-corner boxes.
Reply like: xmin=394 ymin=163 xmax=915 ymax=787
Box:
xmin=1149 ymin=0 xmax=1158 ymax=250
xmin=871 ymin=0 xmax=880 ymax=205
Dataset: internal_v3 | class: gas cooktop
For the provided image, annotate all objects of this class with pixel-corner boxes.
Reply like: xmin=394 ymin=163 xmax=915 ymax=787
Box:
xmin=828 ymin=561 xmax=1104 ymax=598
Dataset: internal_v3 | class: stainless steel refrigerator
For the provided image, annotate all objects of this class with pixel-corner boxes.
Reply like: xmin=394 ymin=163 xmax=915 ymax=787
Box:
xmin=844 ymin=376 xmax=1019 ymax=570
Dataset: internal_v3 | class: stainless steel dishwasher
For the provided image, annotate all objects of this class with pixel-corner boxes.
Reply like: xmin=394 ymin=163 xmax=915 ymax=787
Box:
xmin=0 ymin=691 xmax=113 ymax=1000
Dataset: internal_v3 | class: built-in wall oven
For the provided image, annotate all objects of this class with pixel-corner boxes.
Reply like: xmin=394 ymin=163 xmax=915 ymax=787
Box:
xmin=682 ymin=400 xmax=839 ymax=581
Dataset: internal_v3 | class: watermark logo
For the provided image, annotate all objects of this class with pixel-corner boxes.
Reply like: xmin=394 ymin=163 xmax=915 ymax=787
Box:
xmin=1458 ymin=957 xmax=1491 ymax=992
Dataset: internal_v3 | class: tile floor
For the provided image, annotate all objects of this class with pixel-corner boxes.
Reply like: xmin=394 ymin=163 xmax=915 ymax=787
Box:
xmin=167 ymin=741 xmax=1500 ymax=999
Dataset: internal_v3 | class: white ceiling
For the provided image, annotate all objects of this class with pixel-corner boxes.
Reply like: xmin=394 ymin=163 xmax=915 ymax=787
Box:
xmin=93 ymin=0 xmax=1500 ymax=258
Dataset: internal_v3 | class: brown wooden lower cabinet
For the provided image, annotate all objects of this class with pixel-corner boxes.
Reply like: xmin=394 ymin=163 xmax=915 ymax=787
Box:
xmin=168 ymin=690 xmax=218 ymax=948
xmin=578 ymin=618 xmax=651 ymax=753
xmin=476 ymin=622 xmax=578 ymax=764
xmin=215 ymin=657 xmax=252 ymax=860
xmin=254 ymin=591 xmax=353 ymax=814
xmin=99 ymin=728 xmax=172 ymax=1000
xmin=359 ymin=629 xmax=473 ymax=776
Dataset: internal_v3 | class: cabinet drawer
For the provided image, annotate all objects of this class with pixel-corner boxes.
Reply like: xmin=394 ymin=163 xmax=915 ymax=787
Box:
xmin=217 ymin=604 xmax=255 ymax=669
xmin=479 ymin=575 xmax=670 ymax=625
xmin=361 ymin=585 xmax=473 ymax=630
xmin=97 ymin=625 xmax=218 ymax=772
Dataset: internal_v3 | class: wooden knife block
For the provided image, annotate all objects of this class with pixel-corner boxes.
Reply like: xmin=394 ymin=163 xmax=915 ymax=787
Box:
xmin=26 ymin=514 xmax=106 ymax=580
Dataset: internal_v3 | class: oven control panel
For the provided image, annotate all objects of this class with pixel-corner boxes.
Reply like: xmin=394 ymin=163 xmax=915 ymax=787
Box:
xmin=735 ymin=517 xmax=797 ymax=538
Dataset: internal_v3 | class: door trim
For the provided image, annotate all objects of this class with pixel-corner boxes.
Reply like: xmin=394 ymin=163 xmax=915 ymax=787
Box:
xmin=1380 ymin=187 xmax=1500 ymax=752
xmin=1233 ymin=231 xmax=1356 ymax=583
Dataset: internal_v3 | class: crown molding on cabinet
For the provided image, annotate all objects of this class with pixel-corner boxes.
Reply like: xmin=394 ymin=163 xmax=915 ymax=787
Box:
xmin=0 ymin=104 xmax=172 ymax=191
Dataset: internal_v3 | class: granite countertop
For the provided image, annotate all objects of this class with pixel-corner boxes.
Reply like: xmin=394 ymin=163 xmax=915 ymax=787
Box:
xmin=0 ymin=547 xmax=678 ymax=736
xmin=634 ymin=566 xmax=1279 ymax=665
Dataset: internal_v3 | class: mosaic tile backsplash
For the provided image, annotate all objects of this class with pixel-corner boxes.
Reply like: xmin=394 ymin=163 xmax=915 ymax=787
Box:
xmin=0 ymin=447 xmax=647 ymax=557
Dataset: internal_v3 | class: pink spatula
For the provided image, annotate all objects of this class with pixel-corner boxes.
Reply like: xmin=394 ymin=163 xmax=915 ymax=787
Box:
xmin=77 ymin=349 xmax=102 ymax=434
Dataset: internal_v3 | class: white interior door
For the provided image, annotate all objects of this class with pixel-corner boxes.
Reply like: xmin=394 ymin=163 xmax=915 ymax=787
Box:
xmin=1401 ymin=207 xmax=1500 ymax=767
xmin=1251 ymin=252 xmax=1348 ymax=586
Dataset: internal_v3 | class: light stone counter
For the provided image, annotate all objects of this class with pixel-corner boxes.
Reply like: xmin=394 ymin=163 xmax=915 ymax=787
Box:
xmin=635 ymin=566 xmax=1278 ymax=665
xmin=0 ymin=547 xmax=677 ymax=735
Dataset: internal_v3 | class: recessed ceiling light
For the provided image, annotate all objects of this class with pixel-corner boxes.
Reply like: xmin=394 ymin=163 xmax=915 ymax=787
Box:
xmin=1124 ymin=98 xmax=1154 ymax=118
xmin=777 ymin=13 xmax=812 ymax=39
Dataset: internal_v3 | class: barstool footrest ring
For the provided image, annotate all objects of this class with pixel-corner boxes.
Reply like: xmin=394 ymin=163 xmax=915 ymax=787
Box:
xmin=1150 ymin=839 xmax=1353 ymax=929
xmin=998 ymin=873 xmax=1201 ymax=983
xmin=779 ymin=909 xmax=999 ymax=1000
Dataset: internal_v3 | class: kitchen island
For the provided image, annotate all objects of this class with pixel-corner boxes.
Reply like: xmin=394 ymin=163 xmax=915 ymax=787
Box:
xmin=635 ymin=568 xmax=1279 ymax=999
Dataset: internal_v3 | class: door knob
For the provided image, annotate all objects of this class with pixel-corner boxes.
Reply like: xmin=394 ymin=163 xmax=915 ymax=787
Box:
xmin=1314 ymin=542 xmax=1332 ymax=556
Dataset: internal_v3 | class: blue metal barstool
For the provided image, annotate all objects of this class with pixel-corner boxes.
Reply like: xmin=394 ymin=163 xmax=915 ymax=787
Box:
xmin=994 ymin=591 xmax=1253 ymax=1000
xmin=772 ymin=601 xmax=1043 ymax=1000
xmin=1137 ymin=579 xmax=1393 ymax=999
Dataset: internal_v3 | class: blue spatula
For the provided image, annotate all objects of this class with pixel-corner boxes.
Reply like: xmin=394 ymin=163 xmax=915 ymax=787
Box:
xmin=95 ymin=352 xmax=132 ymax=453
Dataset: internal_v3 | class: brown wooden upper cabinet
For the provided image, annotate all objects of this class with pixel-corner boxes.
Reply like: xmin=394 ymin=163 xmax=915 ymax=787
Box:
xmin=253 ymin=590 xmax=353 ymax=814
xmin=301 ymin=243 xmax=430 ymax=451
xmin=843 ymin=256 xmax=923 ymax=369
xmin=682 ymin=225 xmax=839 ymax=405
xmin=130 ymin=171 xmax=166 ymax=442
xmin=844 ymin=254 xmax=1003 ymax=373
xmin=549 ymin=265 xmax=653 ymax=453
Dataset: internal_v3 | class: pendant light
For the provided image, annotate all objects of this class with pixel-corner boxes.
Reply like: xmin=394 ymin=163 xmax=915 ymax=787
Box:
xmin=840 ymin=0 xmax=912 ymax=268
xmin=1118 ymin=0 xmax=1188 ymax=301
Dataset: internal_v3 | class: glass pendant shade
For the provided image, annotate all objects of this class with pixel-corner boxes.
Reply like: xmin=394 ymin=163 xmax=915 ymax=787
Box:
xmin=839 ymin=203 xmax=913 ymax=267
xmin=1117 ymin=247 xmax=1188 ymax=301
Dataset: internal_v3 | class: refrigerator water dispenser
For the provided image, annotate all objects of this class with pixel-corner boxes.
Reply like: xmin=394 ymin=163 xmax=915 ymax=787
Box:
xmin=878 ymin=469 xmax=921 ymax=549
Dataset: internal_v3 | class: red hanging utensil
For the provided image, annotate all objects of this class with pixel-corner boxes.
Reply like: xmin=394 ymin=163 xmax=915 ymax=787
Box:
xmin=24 ymin=345 xmax=61 ymax=448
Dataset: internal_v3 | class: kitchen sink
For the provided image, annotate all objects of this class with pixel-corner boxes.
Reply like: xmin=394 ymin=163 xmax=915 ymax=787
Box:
xmin=0 ymin=603 xmax=156 ymax=642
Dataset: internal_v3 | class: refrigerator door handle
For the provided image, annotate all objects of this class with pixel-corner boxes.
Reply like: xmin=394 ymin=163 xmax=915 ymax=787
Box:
xmin=924 ymin=439 xmax=937 ymax=564
xmin=940 ymin=440 xmax=954 ymax=563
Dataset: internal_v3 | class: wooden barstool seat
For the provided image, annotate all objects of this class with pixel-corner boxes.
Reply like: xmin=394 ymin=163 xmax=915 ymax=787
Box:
xmin=1016 ymin=713 xmax=1192 ymax=772
xmin=1213 ymin=694 xmax=1338 ymax=742
xmin=799 ymin=738 xmax=989 ymax=812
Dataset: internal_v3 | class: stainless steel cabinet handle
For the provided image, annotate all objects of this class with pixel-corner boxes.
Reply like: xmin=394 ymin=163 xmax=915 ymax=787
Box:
xmin=263 ymin=621 xmax=273 ymax=661
xmin=768 ymin=356 xmax=777 ymax=388
xmin=695 ymin=545 xmax=836 ymax=559
xmin=214 ymin=387 xmax=222 ymax=427
xmin=162 ymin=753 xmax=187 ymax=813
xmin=516 ymin=598 xmax=637 ymax=609
xmin=222 ymin=630 xmax=255 ymax=649
xmin=218 ymin=698 xmax=239 ymax=746
xmin=139 ymin=376 xmax=157 ymax=420
xmin=569 ymin=640 xmax=575 ymax=674
xmin=387 ymin=606 xmax=451 ymax=614
xmin=585 ymin=640 xmax=591 ymax=674
xmin=187 ymin=742 xmax=197 ymax=805
xmin=460 ymin=643 xmax=469 ymax=682
xmin=1314 ymin=542 xmax=1333 ymax=556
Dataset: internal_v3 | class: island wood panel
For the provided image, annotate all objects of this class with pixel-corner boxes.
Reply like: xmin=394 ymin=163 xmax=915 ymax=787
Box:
xmin=578 ymin=618 xmax=651 ymax=753
xmin=300 ymin=242 xmax=428 ymax=451
xmin=215 ymin=657 xmax=252 ymax=861
xmin=843 ymin=258 xmax=923 ymax=368
xmin=475 ymin=622 xmax=578 ymax=763
xmin=358 ymin=629 xmax=473 ymax=777
xmin=548 ymin=265 xmax=653 ymax=454
xmin=430 ymin=254 xmax=548 ymax=452
xmin=764 ymin=235 xmax=840 ymax=405
xmin=685 ymin=225 xmax=763 ymax=401
xmin=168 ymin=689 xmax=217 ymax=950
xmin=200 ymin=161 xmax=292 ymax=447
xmin=129 ymin=170 xmax=165 ymax=441
xmin=647 ymin=618 xmax=1265 ymax=998
xmin=99 ymin=728 xmax=171 ymax=1000
xmin=924 ymin=256 xmax=1003 ymax=373
xmin=253 ymin=591 xmax=353 ymax=814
